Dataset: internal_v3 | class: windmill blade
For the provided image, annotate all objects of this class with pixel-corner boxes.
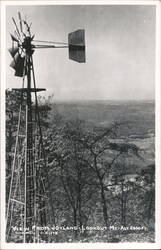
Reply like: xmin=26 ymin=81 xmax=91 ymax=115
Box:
xmin=10 ymin=52 xmax=21 ymax=69
xmin=14 ymin=57 xmax=25 ymax=77
xmin=10 ymin=33 xmax=19 ymax=43
xmin=8 ymin=46 xmax=19 ymax=57
xmin=10 ymin=52 xmax=26 ymax=77
xmin=12 ymin=17 xmax=21 ymax=36
xmin=23 ymin=20 xmax=32 ymax=36
xmin=14 ymin=30 xmax=23 ymax=44
xmin=68 ymin=29 xmax=85 ymax=63
xmin=18 ymin=12 xmax=23 ymax=33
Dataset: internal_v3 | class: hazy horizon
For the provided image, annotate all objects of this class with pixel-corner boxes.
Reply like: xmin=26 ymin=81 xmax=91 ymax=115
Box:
xmin=5 ymin=88 xmax=155 ymax=103
xmin=52 ymin=98 xmax=155 ymax=102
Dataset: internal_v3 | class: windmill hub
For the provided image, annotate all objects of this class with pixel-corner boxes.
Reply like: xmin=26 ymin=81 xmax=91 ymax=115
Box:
xmin=22 ymin=37 xmax=35 ymax=54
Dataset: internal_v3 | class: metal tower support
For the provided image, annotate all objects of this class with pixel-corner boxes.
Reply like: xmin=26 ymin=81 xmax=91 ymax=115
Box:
xmin=6 ymin=37 xmax=53 ymax=243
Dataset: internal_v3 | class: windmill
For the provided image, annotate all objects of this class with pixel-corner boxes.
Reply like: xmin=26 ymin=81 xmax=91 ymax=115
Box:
xmin=6 ymin=12 xmax=86 ymax=243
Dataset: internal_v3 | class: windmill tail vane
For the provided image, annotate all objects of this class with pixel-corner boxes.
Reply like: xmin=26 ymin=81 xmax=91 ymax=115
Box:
xmin=6 ymin=12 xmax=86 ymax=243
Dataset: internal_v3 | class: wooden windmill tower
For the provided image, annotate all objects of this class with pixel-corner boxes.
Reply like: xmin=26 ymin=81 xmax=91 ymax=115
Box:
xmin=6 ymin=12 xmax=86 ymax=243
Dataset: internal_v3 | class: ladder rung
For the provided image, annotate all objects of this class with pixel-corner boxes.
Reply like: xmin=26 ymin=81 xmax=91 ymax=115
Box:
xmin=35 ymin=159 xmax=44 ymax=163
xmin=27 ymin=148 xmax=35 ymax=151
xmin=28 ymin=121 xmax=36 ymax=124
xmin=27 ymin=216 xmax=35 ymax=219
xmin=37 ymin=194 xmax=48 ymax=199
xmin=27 ymin=175 xmax=36 ymax=178
xmin=18 ymin=134 xmax=26 ymax=137
xmin=11 ymin=198 xmax=25 ymax=205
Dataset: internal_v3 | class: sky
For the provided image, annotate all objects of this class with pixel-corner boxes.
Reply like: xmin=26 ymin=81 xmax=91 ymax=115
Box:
xmin=5 ymin=4 xmax=156 ymax=100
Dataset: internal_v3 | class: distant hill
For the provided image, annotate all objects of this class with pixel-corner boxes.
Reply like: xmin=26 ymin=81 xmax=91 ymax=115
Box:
xmin=52 ymin=100 xmax=155 ymax=138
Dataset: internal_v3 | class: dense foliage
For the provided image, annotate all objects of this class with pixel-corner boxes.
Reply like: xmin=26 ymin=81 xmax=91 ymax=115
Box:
xmin=6 ymin=90 xmax=155 ymax=242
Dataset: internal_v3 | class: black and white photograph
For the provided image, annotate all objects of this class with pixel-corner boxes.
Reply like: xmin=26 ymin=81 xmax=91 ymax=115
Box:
xmin=0 ymin=0 xmax=161 ymax=249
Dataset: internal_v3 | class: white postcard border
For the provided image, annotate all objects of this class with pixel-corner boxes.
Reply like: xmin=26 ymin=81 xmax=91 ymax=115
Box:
xmin=1 ymin=1 xmax=161 ymax=249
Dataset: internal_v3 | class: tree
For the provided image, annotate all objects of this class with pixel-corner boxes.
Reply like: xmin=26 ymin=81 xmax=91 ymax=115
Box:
xmin=45 ymin=119 xmax=98 ymax=240
xmin=75 ymin=123 xmax=121 ymax=230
